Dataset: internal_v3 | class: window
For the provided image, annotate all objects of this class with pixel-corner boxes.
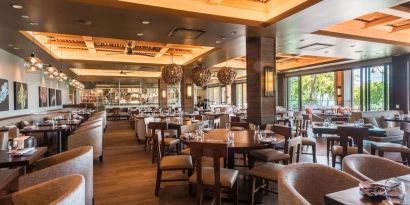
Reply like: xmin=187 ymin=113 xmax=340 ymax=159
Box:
xmin=301 ymin=72 xmax=335 ymax=108
xmin=207 ymin=86 xmax=221 ymax=105
xmin=287 ymin=77 xmax=300 ymax=110
xmin=352 ymin=69 xmax=361 ymax=110
xmin=235 ymin=83 xmax=247 ymax=109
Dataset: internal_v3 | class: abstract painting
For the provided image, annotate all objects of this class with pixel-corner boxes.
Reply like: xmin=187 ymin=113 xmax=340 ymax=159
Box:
xmin=0 ymin=78 xmax=9 ymax=111
xmin=56 ymin=90 xmax=62 ymax=106
xmin=39 ymin=86 xmax=48 ymax=107
xmin=14 ymin=81 xmax=28 ymax=110
xmin=49 ymin=88 xmax=56 ymax=106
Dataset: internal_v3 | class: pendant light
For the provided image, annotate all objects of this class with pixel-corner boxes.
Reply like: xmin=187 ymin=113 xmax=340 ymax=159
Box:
xmin=161 ymin=53 xmax=183 ymax=85
xmin=24 ymin=31 xmax=43 ymax=72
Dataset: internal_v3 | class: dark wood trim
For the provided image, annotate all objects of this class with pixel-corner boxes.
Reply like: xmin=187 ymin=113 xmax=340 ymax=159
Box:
xmin=0 ymin=109 xmax=65 ymax=121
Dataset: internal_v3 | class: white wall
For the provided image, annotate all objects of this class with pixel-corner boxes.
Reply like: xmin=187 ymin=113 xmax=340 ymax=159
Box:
xmin=0 ymin=49 xmax=69 ymax=118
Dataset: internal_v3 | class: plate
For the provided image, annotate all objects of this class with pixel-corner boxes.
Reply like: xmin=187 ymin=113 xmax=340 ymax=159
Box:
xmin=359 ymin=181 xmax=386 ymax=198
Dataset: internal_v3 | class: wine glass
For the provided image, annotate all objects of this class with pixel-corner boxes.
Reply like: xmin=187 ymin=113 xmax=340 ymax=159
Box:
xmin=226 ymin=122 xmax=231 ymax=130
xmin=385 ymin=179 xmax=406 ymax=205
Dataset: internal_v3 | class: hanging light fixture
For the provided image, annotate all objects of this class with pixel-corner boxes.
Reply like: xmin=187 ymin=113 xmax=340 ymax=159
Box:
xmin=217 ymin=60 xmax=236 ymax=85
xmin=192 ymin=62 xmax=211 ymax=87
xmin=161 ymin=54 xmax=183 ymax=85
xmin=24 ymin=31 xmax=43 ymax=72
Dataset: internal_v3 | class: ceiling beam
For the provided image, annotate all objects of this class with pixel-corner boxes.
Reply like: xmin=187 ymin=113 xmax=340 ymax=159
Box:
xmin=83 ymin=36 xmax=97 ymax=54
xmin=379 ymin=7 xmax=410 ymax=19
xmin=391 ymin=23 xmax=410 ymax=33
xmin=362 ymin=15 xmax=401 ymax=29
xmin=207 ymin=0 xmax=224 ymax=4
xmin=47 ymin=41 xmax=87 ymax=48
xmin=155 ymin=45 xmax=170 ymax=58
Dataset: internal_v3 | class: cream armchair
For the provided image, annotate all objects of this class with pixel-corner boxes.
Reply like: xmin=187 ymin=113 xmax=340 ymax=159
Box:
xmin=343 ymin=154 xmax=410 ymax=181
xmin=18 ymin=146 xmax=93 ymax=205
xmin=69 ymin=125 xmax=103 ymax=162
xmin=0 ymin=174 xmax=86 ymax=205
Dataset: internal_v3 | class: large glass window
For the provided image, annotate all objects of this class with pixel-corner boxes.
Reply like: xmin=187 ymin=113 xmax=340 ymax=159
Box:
xmin=235 ymin=83 xmax=247 ymax=109
xmin=287 ymin=77 xmax=299 ymax=110
xmin=207 ymin=86 xmax=221 ymax=105
xmin=301 ymin=72 xmax=335 ymax=108
xmin=352 ymin=69 xmax=361 ymax=110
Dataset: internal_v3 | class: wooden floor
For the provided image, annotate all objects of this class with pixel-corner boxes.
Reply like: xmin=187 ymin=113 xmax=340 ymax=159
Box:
xmin=93 ymin=120 xmax=398 ymax=205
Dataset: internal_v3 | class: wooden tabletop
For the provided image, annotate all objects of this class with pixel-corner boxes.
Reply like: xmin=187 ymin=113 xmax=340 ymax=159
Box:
xmin=19 ymin=125 xmax=69 ymax=133
xmin=0 ymin=168 xmax=20 ymax=191
xmin=325 ymin=175 xmax=410 ymax=205
xmin=312 ymin=122 xmax=386 ymax=137
xmin=0 ymin=127 xmax=9 ymax=133
xmin=180 ymin=128 xmax=283 ymax=152
xmin=384 ymin=117 xmax=410 ymax=123
xmin=0 ymin=147 xmax=47 ymax=169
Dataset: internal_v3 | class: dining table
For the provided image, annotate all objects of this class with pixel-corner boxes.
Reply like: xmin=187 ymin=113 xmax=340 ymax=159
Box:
xmin=312 ymin=122 xmax=386 ymax=138
xmin=325 ymin=174 xmax=410 ymax=205
xmin=0 ymin=168 xmax=20 ymax=191
xmin=0 ymin=147 xmax=47 ymax=174
xmin=19 ymin=125 xmax=70 ymax=154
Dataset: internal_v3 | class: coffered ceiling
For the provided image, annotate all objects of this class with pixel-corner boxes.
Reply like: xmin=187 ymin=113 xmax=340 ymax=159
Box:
xmin=21 ymin=31 xmax=214 ymax=65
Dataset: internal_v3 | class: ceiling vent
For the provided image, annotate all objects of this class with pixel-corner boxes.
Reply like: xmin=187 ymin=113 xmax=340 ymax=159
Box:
xmin=298 ymin=43 xmax=333 ymax=51
xmin=168 ymin=27 xmax=205 ymax=39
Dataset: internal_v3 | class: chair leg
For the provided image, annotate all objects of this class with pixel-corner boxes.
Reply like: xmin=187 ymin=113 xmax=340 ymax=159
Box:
xmin=155 ymin=170 xmax=162 ymax=196
xmin=331 ymin=153 xmax=336 ymax=168
xmin=99 ymin=155 xmax=103 ymax=163
xmin=249 ymin=176 xmax=256 ymax=205
xmin=326 ymin=139 xmax=330 ymax=161
xmin=401 ymin=152 xmax=407 ymax=165
xmin=312 ymin=144 xmax=317 ymax=163
xmin=215 ymin=187 xmax=221 ymax=205
xmin=196 ymin=185 xmax=203 ymax=205
xmin=233 ymin=181 xmax=238 ymax=205
xmin=378 ymin=151 xmax=384 ymax=157
xmin=371 ymin=146 xmax=376 ymax=155
xmin=242 ymin=152 xmax=247 ymax=166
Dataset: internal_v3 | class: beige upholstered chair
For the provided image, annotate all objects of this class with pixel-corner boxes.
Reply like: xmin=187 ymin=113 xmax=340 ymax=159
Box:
xmin=68 ymin=125 xmax=103 ymax=162
xmin=179 ymin=124 xmax=198 ymax=156
xmin=18 ymin=146 xmax=93 ymax=205
xmin=0 ymin=174 xmax=86 ymax=205
xmin=343 ymin=154 xmax=410 ymax=181
xmin=0 ymin=131 xmax=8 ymax=150
xmin=331 ymin=127 xmax=369 ymax=167
xmin=278 ymin=163 xmax=361 ymax=205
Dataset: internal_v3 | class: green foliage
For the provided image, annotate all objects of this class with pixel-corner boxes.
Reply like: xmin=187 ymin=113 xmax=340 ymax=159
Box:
xmin=301 ymin=72 xmax=335 ymax=107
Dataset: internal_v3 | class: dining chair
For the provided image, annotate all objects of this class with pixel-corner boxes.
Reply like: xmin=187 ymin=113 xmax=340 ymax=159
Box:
xmin=69 ymin=124 xmax=103 ymax=162
xmin=230 ymin=116 xmax=241 ymax=122
xmin=278 ymin=163 xmax=361 ymax=205
xmin=370 ymin=122 xmax=410 ymax=165
xmin=342 ymin=154 xmax=410 ymax=181
xmin=189 ymin=141 xmax=238 ymax=205
xmin=18 ymin=146 xmax=93 ymax=205
xmin=248 ymin=125 xmax=302 ymax=205
xmin=150 ymin=122 xmax=193 ymax=196
xmin=149 ymin=122 xmax=180 ymax=163
xmin=0 ymin=174 xmax=86 ymax=205
xmin=249 ymin=124 xmax=302 ymax=168
xmin=300 ymin=114 xmax=317 ymax=163
xmin=180 ymin=124 xmax=199 ymax=156
xmin=331 ymin=126 xmax=369 ymax=168
xmin=230 ymin=122 xmax=250 ymax=130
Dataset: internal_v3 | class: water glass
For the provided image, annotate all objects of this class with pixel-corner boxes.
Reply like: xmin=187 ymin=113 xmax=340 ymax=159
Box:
xmin=255 ymin=125 xmax=260 ymax=133
xmin=353 ymin=121 xmax=359 ymax=127
xmin=358 ymin=119 xmax=365 ymax=127
xmin=385 ymin=179 xmax=406 ymax=205
xmin=227 ymin=131 xmax=234 ymax=143
xmin=226 ymin=122 xmax=231 ymax=130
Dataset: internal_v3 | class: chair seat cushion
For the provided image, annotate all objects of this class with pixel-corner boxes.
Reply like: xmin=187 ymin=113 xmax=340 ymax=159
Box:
xmin=371 ymin=142 xmax=410 ymax=153
xmin=160 ymin=155 xmax=193 ymax=170
xmin=332 ymin=146 xmax=369 ymax=156
xmin=181 ymin=148 xmax=191 ymax=155
xmin=302 ymin=138 xmax=316 ymax=146
xmin=249 ymin=149 xmax=290 ymax=162
xmin=385 ymin=127 xmax=404 ymax=137
xmin=164 ymin=137 xmax=180 ymax=146
xmin=248 ymin=162 xmax=284 ymax=181
xmin=326 ymin=135 xmax=340 ymax=141
xmin=189 ymin=167 xmax=238 ymax=188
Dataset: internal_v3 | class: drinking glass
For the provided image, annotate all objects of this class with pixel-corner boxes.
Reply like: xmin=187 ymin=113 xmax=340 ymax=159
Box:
xmin=358 ymin=119 xmax=365 ymax=127
xmin=385 ymin=179 xmax=406 ymax=205
xmin=353 ymin=121 xmax=359 ymax=127
xmin=226 ymin=122 xmax=231 ymax=130
xmin=255 ymin=125 xmax=260 ymax=133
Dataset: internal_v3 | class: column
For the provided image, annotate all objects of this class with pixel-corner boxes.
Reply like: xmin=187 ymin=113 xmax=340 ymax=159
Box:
xmin=246 ymin=36 xmax=276 ymax=125
xmin=181 ymin=66 xmax=194 ymax=112
xmin=158 ymin=78 xmax=167 ymax=108
xmin=391 ymin=54 xmax=410 ymax=113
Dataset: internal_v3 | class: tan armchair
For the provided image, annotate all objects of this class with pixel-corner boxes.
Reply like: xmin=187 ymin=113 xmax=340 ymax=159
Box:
xmin=278 ymin=163 xmax=361 ymax=205
xmin=342 ymin=154 xmax=410 ymax=181
xmin=68 ymin=125 xmax=103 ymax=162
xmin=18 ymin=146 xmax=93 ymax=205
xmin=0 ymin=174 xmax=86 ymax=205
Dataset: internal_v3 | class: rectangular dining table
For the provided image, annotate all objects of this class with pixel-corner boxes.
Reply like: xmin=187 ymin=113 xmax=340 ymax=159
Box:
xmin=19 ymin=126 xmax=69 ymax=154
xmin=0 ymin=147 xmax=47 ymax=174
xmin=325 ymin=175 xmax=410 ymax=205
xmin=312 ymin=122 xmax=386 ymax=138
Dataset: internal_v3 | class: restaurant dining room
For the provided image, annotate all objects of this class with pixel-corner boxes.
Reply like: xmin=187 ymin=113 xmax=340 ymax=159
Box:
xmin=1 ymin=0 xmax=410 ymax=205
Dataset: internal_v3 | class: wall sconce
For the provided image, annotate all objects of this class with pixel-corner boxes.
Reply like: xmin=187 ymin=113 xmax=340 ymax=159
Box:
xmin=337 ymin=86 xmax=342 ymax=97
xmin=186 ymin=84 xmax=192 ymax=99
xmin=161 ymin=89 xmax=166 ymax=99
xmin=264 ymin=66 xmax=274 ymax=97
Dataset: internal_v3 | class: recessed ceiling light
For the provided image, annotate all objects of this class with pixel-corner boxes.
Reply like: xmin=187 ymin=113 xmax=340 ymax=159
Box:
xmin=350 ymin=45 xmax=356 ymax=47
xmin=137 ymin=33 xmax=144 ymax=36
xmin=13 ymin=47 xmax=19 ymax=50
xmin=355 ymin=50 xmax=363 ymax=53
xmin=21 ymin=15 xmax=30 ymax=19
xmin=220 ymin=35 xmax=227 ymax=40
xmin=77 ymin=19 xmax=92 ymax=26
xmin=141 ymin=20 xmax=150 ymax=25
xmin=215 ymin=40 xmax=222 ymax=44
xmin=11 ymin=4 xmax=23 ymax=9
xmin=8 ymin=44 xmax=13 ymax=47
xmin=29 ymin=22 xmax=38 ymax=26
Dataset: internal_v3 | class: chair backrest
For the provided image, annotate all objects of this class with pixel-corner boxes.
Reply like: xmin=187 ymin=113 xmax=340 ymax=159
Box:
xmin=0 ymin=132 xmax=8 ymax=150
xmin=401 ymin=122 xmax=410 ymax=147
xmin=272 ymin=124 xmax=301 ymax=163
xmin=230 ymin=116 xmax=241 ymax=122
xmin=230 ymin=122 xmax=250 ymax=130
xmin=301 ymin=114 xmax=310 ymax=130
xmin=194 ymin=115 xmax=203 ymax=121
xmin=69 ymin=125 xmax=103 ymax=160
xmin=343 ymin=154 xmax=410 ymax=181
xmin=180 ymin=124 xmax=198 ymax=134
xmin=293 ymin=116 xmax=303 ymax=137
xmin=213 ymin=118 xmax=221 ymax=129
xmin=219 ymin=114 xmax=229 ymax=129
xmin=190 ymin=141 xmax=228 ymax=189
xmin=148 ymin=122 xmax=168 ymax=162
xmin=337 ymin=126 xmax=368 ymax=157
xmin=278 ymin=163 xmax=360 ymax=205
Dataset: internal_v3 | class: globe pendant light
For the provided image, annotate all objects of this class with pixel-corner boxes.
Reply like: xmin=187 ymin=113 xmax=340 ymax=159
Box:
xmin=217 ymin=60 xmax=236 ymax=85
xmin=192 ymin=62 xmax=211 ymax=87
xmin=24 ymin=31 xmax=43 ymax=72
xmin=161 ymin=54 xmax=183 ymax=85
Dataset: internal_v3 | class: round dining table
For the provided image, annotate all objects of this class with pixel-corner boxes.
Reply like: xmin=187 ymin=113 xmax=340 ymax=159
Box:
xmin=180 ymin=128 xmax=285 ymax=169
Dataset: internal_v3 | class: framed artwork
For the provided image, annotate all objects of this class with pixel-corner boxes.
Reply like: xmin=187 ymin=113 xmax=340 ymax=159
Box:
xmin=39 ymin=86 xmax=48 ymax=107
xmin=0 ymin=78 xmax=9 ymax=111
xmin=14 ymin=81 xmax=28 ymax=110
xmin=49 ymin=88 xmax=56 ymax=106
xmin=56 ymin=90 xmax=62 ymax=106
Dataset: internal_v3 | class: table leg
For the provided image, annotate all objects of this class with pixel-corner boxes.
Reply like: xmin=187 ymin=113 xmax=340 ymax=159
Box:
xmin=227 ymin=149 xmax=235 ymax=169
xmin=44 ymin=131 xmax=49 ymax=156
xmin=57 ymin=131 xmax=62 ymax=153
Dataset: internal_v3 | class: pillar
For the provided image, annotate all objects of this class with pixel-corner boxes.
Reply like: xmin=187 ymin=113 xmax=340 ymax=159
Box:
xmin=391 ymin=54 xmax=410 ymax=113
xmin=181 ymin=66 xmax=194 ymax=112
xmin=158 ymin=78 xmax=167 ymax=108
xmin=246 ymin=36 xmax=276 ymax=125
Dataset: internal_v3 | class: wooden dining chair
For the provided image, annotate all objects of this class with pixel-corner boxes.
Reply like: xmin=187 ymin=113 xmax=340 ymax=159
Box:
xmin=248 ymin=125 xmax=302 ymax=205
xmin=189 ymin=141 xmax=238 ymax=205
xmin=149 ymin=122 xmax=180 ymax=163
xmin=150 ymin=122 xmax=193 ymax=196
xmin=370 ymin=122 xmax=410 ymax=165
xmin=230 ymin=122 xmax=250 ymax=130
xmin=331 ymin=126 xmax=369 ymax=168
xmin=180 ymin=124 xmax=199 ymax=156
xmin=230 ymin=116 xmax=241 ymax=122
xmin=300 ymin=114 xmax=317 ymax=163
